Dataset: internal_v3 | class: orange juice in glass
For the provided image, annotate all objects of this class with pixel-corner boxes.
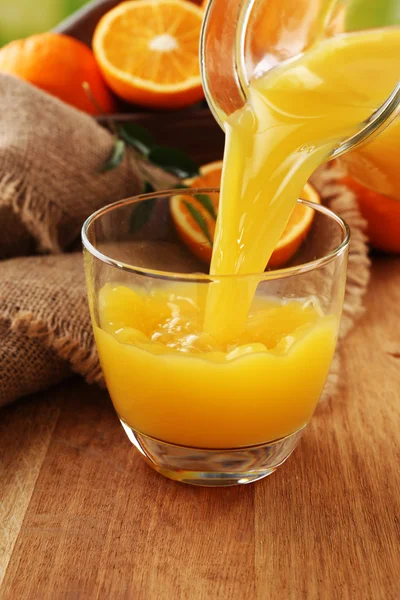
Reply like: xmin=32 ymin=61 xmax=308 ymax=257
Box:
xmin=83 ymin=2 xmax=400 ymax=486
xmin=83 ymin=190 xmax=348 ymax=485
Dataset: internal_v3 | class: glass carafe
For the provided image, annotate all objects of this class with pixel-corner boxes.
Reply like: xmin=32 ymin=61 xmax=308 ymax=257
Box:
xmin=200 ymin=0 xmax=400 ymax=199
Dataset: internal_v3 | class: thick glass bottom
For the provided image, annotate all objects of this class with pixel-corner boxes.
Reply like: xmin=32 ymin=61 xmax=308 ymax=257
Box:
xmin=120 ymin=421 xmax=305 ymax=487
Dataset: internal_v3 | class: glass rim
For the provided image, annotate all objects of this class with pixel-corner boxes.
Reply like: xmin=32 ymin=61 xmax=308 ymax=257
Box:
xmin=81 ymin=187 xmax=350 ymax=282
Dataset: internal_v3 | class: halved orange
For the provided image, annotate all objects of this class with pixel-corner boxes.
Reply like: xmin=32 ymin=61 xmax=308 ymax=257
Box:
xmin=268 ymin=181 xmax=320 ymax=268
xmin=93 ymin=0 xmax=205 ymax=109
xmin=170 ymin=160 xmax=321 ymax=268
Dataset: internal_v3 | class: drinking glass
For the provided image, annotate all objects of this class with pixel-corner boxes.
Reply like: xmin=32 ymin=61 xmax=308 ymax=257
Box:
xmin=82 ymin=188 xmax=349 ymax=487
xmin=201 ymin=0 xmax=400 ymax=198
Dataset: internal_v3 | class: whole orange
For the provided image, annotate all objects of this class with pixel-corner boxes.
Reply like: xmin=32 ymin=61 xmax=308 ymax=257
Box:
xmin=342 ymin=175 xmax=400 ymax=253
xmin=0 ymin=32 xmax=115 ymax=115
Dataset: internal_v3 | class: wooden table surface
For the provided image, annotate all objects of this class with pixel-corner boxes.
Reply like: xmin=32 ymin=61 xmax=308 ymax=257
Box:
xmin=1 ymin=256 xmax=399 ymax=600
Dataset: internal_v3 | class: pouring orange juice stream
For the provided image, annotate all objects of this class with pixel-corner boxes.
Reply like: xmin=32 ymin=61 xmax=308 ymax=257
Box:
xmin=94 ymin=27 xmax=400 ymax=448
xmin=205 ymin=27 xmax=400 ymax=339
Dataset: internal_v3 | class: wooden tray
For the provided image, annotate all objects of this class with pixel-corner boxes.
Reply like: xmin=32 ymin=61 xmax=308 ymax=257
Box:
xmin=54 ymin=0 xmax=223 ymax=163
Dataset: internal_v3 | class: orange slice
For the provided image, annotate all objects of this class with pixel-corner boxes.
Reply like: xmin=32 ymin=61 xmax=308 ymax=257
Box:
xmin=170 ymin=160 xmax=321 ymax=268
xmin=92 ymin=0 xmax=204 ymax=109
xmin=268 ymin=180 xmax=320 ymax=268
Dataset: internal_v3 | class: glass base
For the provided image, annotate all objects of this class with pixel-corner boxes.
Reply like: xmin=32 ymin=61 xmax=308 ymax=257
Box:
xmin=120 ymin=421 xmax=305 ymax=487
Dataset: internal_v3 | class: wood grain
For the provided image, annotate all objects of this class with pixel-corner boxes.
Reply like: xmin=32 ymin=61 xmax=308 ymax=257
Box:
xmin=0 ymin=397 xmax=61 ymax=584
xmin=1 ymin=256 xmax=400 ymax=599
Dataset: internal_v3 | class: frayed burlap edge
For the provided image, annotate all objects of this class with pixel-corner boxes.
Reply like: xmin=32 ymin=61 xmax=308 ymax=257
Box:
xmin=0 ymin=173 xmax=19 ymax=205
xmin=6 ymin=311 xmax=103 ymax=386
xmin=1 ymin=170 xmax=67 ymax=254
xmin=1 ymin=165 xmax=371 ymax=401
xmin=311 ymin=165 xmax=371 ymax=401
xmin=0 ymin=154 xmax=177 ymax=256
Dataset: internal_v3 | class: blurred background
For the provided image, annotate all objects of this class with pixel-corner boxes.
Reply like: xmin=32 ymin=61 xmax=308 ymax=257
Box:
xmin=0 ymin=0 xmax=89 ymax=46
xmin=0 ymin=0 xmax=398 ymax=47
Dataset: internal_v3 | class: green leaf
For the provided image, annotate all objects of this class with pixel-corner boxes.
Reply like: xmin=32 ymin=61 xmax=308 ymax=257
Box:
xmin=174 ymin=185 xmax=216 ymax=220
xmin=183 ymin=201 xmax=213 ymax=246
xmin=119 ymin=123 xmax=155 ymax=156
xmin=130 ymin=195 xmax=156 ymax=234
xmin=148 ymin=146 xmax=200 ymax=179
xmin=99 ymin=139 xmax=125 ymax=172
xmin=194 ymin=193 xmax=217 ymax=220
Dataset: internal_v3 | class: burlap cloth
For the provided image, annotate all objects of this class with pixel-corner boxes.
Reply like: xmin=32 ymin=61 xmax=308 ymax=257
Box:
xmin=0 ymin=74 xmax=370 ymax=407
